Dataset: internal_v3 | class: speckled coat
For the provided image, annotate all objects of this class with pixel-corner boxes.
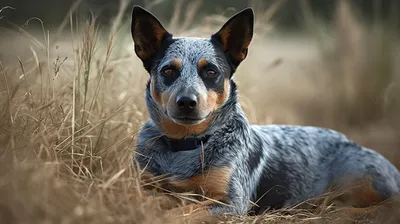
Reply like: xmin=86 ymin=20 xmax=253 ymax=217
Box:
xmin=131 ymin=6 xmax=400 ymax=216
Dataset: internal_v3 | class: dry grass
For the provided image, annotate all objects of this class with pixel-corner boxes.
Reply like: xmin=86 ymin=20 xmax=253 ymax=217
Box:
xmin=1 ymin=1 xmax=400 ymax=223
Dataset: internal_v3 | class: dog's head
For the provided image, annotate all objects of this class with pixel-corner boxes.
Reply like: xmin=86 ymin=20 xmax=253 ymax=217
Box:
xmin=131 ymin=6 xmax=254 ymax=139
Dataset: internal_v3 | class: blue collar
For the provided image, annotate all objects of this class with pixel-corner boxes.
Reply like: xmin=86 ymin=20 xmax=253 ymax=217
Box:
xmin=167 ymin=136 xmax=210 ymax=152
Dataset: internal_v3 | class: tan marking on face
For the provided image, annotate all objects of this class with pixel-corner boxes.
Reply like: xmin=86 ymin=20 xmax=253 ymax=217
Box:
xmin=171 ymin=58 xmax=182 ymax=70
xmin=206 ymin=78 xmax=229 ymax=111
xmin=159 ymin=116 xmax=213 ymax=139
xmin=218 ymin=79 xmax=230 ymax=105
xmin=170 ymin=167 xmax=232 ymax=201
xmin=198 ymin=58 xmax=208 ymax=69
xmin=150 ymin=76 xmax=162 ymax=105
xmin=206 ymin=91 xmax=218 ymax=111
xmin=150 ymin=76 xmax=170 ymax=110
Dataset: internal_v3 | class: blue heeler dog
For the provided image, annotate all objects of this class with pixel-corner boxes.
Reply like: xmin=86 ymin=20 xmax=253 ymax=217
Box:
xmin=131 ymin=5 xmax=400 ymax=216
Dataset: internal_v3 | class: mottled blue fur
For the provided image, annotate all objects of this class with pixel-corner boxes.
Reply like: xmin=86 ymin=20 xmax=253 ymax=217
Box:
xmin=132 ymin=6 xmax=400 ymax=216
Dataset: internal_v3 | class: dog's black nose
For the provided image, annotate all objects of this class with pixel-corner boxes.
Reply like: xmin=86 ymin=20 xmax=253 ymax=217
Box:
xmin=176 ymin=94 xmax=198 ymax=113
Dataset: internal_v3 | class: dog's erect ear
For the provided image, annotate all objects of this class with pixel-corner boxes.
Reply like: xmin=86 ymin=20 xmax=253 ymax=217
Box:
xmin=211 ymin=8 xmax=254 ymax=66
xmin=131 ymin=6 xmax=171 ymax=62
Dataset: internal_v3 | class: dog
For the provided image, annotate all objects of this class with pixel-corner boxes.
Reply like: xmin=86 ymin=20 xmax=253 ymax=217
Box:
xmin=131 ymin=5 xmax=400 ymax=216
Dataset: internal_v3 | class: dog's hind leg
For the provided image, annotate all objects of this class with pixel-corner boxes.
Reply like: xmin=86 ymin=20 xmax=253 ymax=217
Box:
xmin=333 ymin=178 xmax=386 ymax=208
xmin=330 ymin=145 xmax=400 ymax=206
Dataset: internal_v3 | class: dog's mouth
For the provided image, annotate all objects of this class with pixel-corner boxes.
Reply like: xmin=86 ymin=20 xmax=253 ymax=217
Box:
xmin=171 ymin=117 xmax=205 ymax=125
xmin=168 ymin=112 xmax=212 ymax=126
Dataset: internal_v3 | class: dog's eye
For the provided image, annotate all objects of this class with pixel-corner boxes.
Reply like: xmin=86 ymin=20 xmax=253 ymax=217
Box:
xmin=206 ymin=70 xmax=217 ymax=77
xmin=163 ymin=68 xmax=174 ymax=76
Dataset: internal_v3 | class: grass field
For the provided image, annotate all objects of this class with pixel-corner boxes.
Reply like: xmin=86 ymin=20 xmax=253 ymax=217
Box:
xmin=1 ymin=1 xmax=400 ymax=223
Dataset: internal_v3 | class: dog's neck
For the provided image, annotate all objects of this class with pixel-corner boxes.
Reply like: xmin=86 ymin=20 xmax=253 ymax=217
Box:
xmin=166 ymin=135 xmax=211 ymax=152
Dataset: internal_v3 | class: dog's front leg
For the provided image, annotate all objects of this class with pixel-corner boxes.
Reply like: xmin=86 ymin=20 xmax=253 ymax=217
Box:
xmin=166 ymin=166 xmax=251 ymax=217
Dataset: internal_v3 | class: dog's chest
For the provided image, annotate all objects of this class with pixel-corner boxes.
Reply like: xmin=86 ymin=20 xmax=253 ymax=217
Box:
xmin=152 ymin=148 xmax=205 ymax=178
xmin=148 ymin=147 xmax=232 ymax=201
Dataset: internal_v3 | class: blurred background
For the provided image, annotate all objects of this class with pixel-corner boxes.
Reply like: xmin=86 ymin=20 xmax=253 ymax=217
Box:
xmin=1 ymin=1 xmax=400 ymax=223
xmin=1 ymin=0 xmax=400 ymax=30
